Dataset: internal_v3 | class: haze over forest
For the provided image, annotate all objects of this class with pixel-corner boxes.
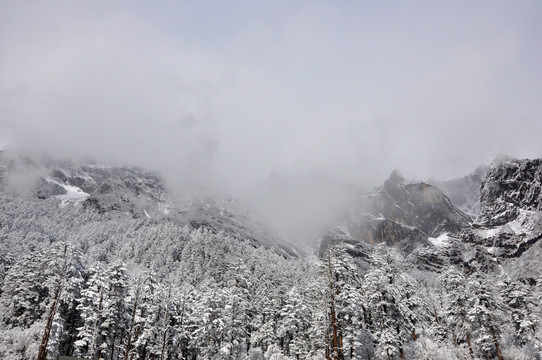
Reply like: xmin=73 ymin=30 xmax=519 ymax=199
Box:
xmin=1 ymin=1 xmax=542 ymax=242
xmin=3 ymin=3 xmax=542 ymax=360
xmin=2 ymin=1 xmax=542 ymax=185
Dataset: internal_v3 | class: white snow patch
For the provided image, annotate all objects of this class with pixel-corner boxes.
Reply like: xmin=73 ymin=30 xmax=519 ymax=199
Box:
xmin=144 ymin=209 xmax=150 ymax=218
xmin=45 ymin=178 xmax=89 ymax=206
xmin=476 ymin=227 xmax=502 ymax=239
xmin=368 ymin=213 xmax=386 ymax=221
xmin=486 ymin=246 xmax=498 ymax=255
xmin=429 ymin=233 xmax=450 ymax=248
xmin=508 ymin=209 xmax=540 ymax=234
xmin=57 ymin=183 xmax=89 ymax=207
xmin=475 ymin=209 xmax=542 ymax=240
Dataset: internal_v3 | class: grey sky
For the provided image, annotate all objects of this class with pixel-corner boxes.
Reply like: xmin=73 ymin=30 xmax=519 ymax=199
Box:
xmin=1 ymin=0 xmax=541 ymax=194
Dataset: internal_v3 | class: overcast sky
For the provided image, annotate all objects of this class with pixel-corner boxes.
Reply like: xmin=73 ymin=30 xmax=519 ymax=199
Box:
xmin=1 ymin=0 xmax=541 ymax=194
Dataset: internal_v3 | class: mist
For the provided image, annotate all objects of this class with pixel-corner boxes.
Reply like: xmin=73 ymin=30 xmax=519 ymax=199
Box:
xmin=1 ymin=1 xmax=542 ymax=244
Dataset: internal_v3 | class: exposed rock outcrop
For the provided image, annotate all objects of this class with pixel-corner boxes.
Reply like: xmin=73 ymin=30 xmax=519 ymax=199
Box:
xmin=478 ymin=158 xmax=542 ymax=226
xmin=344 ymin=171 xmax=470 ymax=255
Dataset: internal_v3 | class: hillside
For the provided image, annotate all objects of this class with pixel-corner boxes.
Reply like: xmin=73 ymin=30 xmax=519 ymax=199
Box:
xmin=0 ymin=154 xmax=541 ymax=360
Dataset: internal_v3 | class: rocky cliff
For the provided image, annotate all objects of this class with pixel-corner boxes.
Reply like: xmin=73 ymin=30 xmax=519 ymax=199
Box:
xmin=323 ymin=157 xmax=542 ymax=280
xmin=343 ymin=170 xmax=470 ymax=254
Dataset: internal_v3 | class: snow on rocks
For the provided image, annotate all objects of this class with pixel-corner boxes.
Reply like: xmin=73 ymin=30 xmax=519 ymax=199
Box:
xmin=428 ymin=232 xmax=450 ymax=248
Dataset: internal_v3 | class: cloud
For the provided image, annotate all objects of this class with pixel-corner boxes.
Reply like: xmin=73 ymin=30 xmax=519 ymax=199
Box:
xmin=1 ymin=0 xmax=541 ymax=197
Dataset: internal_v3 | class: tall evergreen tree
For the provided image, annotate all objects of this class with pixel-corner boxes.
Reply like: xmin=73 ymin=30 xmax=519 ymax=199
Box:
xmin=499 ymin=275 xmax=538 ymax=346
xmin=467 ymin=275 xmax=504 ymax=360
xmin=440 ymin=267 xmax=474 ymax=359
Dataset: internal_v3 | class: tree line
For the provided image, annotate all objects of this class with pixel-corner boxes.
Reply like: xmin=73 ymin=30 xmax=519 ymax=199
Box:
xmin=1 ymin=234 xmax=540 ymax=359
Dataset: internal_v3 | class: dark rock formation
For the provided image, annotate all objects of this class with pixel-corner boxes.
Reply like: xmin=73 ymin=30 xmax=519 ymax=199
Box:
xmin=478 ymin=158 xmax=542 ymax=226
xmin=344 ymin=171 xmax=470 ymax=255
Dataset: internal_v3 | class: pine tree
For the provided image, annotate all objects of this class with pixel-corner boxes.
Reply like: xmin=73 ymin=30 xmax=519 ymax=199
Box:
xmin=222 ymin=257 xmax=253 ymax=357
xmin=277 ymin=287 xmax=311 ymax=359
xmin=467 ymin=275 xmax=504 ymax=360
xmin=37 ymin=243 xmax=70 ymax=360
xmin=134 ymin=271 xmax=162 ymax=360
xmin=328 ymin=247 xmax=365 ymax=359
xmin=120 ymin=274 xmax=144 ymax=360
xmin=1 ymin=252 xmax=50 ymax=328
xmin=362 ymin=245 xmax=425 ymax=360
xmin=304 ymin=266 xmax=328 ymax=359
xmin=440 ymin=267 xmax=474 ymax=359
xmin=190 ymin=279 xmax=227 ymax=359
xmin=74 ymin=263 xmax=108 ymax=359
xmin=322 ymin=248 xmax=344 ymax=360
xmin=499 ymin=275 xmax=538 ymax=346
xmin=172 ymin=284 xmax=196 ymax=360
xmin=101 ymin=261 xmax=129 ymax=360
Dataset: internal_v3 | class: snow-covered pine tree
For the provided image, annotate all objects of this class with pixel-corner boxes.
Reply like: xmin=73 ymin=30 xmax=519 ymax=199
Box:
xmin=171 ymin=284 xmax=196 ymax=359
xmin=362 ymin=245 xmax=425 ymax=360
xmin=133 ymin=270 xmax=162 ymax=359
xmin=101 ymin=261 xmax=129 ymax=360
xmin=322 ymin=248 xmax=344 ymax=360
xmin=304 ymin=265 xmax=328 ymax=359
xmin=74 ymin=262 xmax=108 ymax=359
xmin=321 ymin=246 xmax=367 ymax=359
xmin=277 ymin=286 xmax=311 ymax=359
xmin=1 ymin=252 xmax=50 ymax=328
xmin=499 ymin=275 xmax=538 ymax=346
xmin=440 ymin=266 xmax=474 ymax=359
xmin=467 ymin=274 xmax=504 ymax=360
xmin=222 ymin=257 xmax=253 ymax=357
xmin=189 ymin=278 xmax=227 ymax=359
xmin=37 ymin=243 xmax=83 ymax=360
xmin=120 ymin=274 xmax=144 ymax=360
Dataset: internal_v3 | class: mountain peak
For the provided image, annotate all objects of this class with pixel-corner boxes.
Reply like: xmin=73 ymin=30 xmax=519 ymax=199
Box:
xmin=388 ymin=169 xmax=405 ymax=185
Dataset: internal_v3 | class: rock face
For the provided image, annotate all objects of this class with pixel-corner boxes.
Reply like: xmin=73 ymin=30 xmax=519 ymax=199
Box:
xmin=478 ymin=158 xmax=542 ymax=226
xmin=430 ymin=165 xmax=487 ymax=216
xmin=322 ymin=159 xmax=542 ymax=279
xmin=345 ymin=170 xmax=471 ymax=254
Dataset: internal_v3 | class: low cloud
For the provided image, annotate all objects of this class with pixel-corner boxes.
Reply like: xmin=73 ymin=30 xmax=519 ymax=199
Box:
xmin=1 ymin=1 xmax=541 ymax=241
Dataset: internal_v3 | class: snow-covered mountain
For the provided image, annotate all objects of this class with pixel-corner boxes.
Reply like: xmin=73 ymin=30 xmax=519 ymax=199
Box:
xmin=1 ymin=153 xmax=541 ymax=360
xmin=323 ymin=157 xmax=542 ymax=276
xmin=429 ymin=164 xmax=487 ymax=217
xmin=0 ymin=153 xmax=299 ymax=258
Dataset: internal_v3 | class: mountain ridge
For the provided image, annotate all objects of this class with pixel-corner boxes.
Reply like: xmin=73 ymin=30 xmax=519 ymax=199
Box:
xmin=1 ymin=153 xmax=542 ymax=360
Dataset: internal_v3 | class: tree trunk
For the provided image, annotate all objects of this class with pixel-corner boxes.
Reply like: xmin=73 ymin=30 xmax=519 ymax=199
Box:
xmin=487 ymin=315 xmax=504 ymax=360
xmin=36 ymin=293 xmax=60 ymax=360
xmin=466 ymin=335 xmax=474 ymax=360
xmin=325 ymin=327 xmax=331 ymax=360
xmin=123 ymin=287 xmax=139 ymax=360
xmin=177 ymin=295 xmax=186 ymax=359
xmin=161 ymin=289 xmax=172 ymax=360
xmin=37 ymin=244 xmax=68 ymax=360
xmin=490 ymin=325 xmax=504 ymax=360
xmin=93 ymin=290 xmax=104 ymax=360
xmin=110 ymin=339 xmax=115 ymax=360
xmin=327 ymin=252 xmax=343 ymax=360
